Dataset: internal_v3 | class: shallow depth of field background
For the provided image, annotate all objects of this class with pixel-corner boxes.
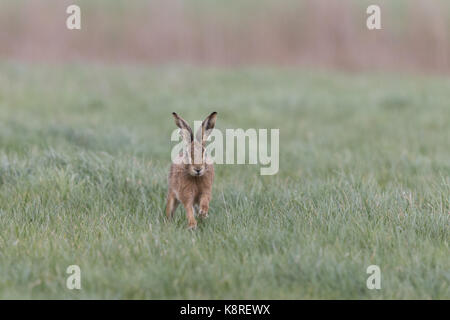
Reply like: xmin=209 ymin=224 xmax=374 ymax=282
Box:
xmin=0 ymin=0 xmax=449 ymax=299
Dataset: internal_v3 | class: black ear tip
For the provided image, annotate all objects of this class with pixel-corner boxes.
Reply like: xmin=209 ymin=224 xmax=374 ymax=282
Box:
xmin=212 ymin=112 xmax=217 ymax=116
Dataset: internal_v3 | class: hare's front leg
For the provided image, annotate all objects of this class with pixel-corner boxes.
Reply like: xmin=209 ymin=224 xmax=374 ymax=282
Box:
xmin=182 ymin=201 xmax=197 ymax=229
xmin=198 ymin=194 xmax=211 ymax=219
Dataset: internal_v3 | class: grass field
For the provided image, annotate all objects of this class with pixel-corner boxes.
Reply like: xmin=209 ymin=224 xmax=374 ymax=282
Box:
xmin=0 ymin=63 xmax=448 ymax=299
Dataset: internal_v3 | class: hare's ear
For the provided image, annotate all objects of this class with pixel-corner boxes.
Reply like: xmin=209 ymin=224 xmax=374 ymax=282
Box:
xmin=172 ymin=112 xmax=193 ymax=144
xmin=196 ymin=112 xmax=217 ymax=143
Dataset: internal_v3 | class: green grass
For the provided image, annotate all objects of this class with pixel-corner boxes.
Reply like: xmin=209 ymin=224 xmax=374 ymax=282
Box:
xmin=0 ymin=63 xmax=448 ymax=299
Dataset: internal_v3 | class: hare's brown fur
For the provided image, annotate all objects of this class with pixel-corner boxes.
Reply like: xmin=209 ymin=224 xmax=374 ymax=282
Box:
xmin=165 ymin=112 xmax=217 ymax=229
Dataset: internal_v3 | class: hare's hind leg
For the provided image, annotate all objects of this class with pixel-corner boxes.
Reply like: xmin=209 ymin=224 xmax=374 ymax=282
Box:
xmin=165 ymin=192 xmax=179 ymax=219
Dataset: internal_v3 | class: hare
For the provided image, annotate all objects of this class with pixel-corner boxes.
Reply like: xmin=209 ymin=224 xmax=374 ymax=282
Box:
xmin=165 ymin=112 xmax=217 ymax=229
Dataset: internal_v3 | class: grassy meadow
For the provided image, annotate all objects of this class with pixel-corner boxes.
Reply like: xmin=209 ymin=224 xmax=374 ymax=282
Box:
xmin=0 ymin=63 xmax=449 ymax=299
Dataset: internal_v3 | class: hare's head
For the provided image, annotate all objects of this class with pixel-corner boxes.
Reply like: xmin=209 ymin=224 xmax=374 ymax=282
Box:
xmin=172 ymin=112 xmax=217 ymax=177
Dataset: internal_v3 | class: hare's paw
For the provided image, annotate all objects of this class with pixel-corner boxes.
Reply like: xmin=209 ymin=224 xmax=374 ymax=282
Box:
xmin=187 ymin=219 xmax=198 ymax=230
xmin=199 ymin=209 xmax=209 ymax=219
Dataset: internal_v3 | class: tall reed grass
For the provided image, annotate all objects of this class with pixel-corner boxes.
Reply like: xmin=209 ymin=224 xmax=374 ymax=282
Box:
xmin=0 ymin=0 xmax=449 ymax=72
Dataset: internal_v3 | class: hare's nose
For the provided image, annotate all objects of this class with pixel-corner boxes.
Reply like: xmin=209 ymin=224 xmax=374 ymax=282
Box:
xmin=195 ymin=168 xmax=201 ymax=173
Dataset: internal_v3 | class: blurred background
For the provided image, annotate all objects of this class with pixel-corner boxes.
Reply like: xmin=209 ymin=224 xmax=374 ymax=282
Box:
xmin=1 ymin=0 xmax=449 ymax=73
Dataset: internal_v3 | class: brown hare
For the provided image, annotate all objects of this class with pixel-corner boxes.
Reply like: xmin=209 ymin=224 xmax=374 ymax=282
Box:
xmin=165 ymin=112 xmax=217 ymax=229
